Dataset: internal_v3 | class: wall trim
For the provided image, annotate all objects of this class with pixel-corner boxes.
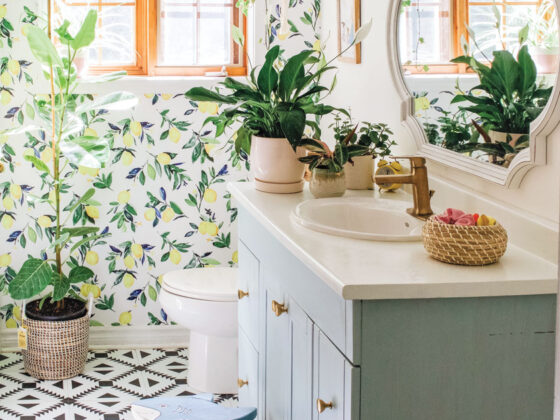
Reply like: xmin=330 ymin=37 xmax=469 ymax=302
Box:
xmin=0 ymin=325 xmax=189 ymax=352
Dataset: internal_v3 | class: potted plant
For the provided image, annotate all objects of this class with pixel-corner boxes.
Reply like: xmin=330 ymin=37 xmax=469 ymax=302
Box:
xmin=451 ymin=45 xmax=552 ymax=151
xmin=331 ymin=116 xmax=395 ymax=190
xmin=527 ymin=0 xmax=559 ymax=74
xmin=5 ymin=12 xmax=137 ymax=380
xmin=185 ymin=21 xmax=372 ymax=194
xmin=298 ymin=128 xmax=367 ymax=198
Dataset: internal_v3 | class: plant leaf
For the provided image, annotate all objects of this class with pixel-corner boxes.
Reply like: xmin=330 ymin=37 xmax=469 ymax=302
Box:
xmin=69 ymin=266 xmax=94 ymax=284
xmin=257 ymin=45 xmax=281 ymax=97
xmin=8 ymin=259 xmax=52 ymax=300
xmin=278 ymin=106 xmax=306 ymax=145
xmin=71 ymin=10 xmax=98 ymax=50
xmin=278 ymin=50 xmax=314 ymax=101
xmin=51 ymin=272 xmax=70 ymax=301
xmin=24 ymin=155 xmax=50 ymax=173
xmin=25 ymin=24 xmax=63 ymax=68
xmin=61 ymin=226 xmax=100 ymax=237
xmin=60 ymin=136 xmax=110 ymax=168
xmin=185 ymin=87 xmax=237 ymax=104
xmin=76 ymin=91 xmax=138 ymax=114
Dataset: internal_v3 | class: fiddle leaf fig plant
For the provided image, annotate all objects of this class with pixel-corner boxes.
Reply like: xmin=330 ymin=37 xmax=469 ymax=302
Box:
xmin=5 ymin=11 xmax=138 ymax=310
xmin=185 ymin=20 xmax=373 ymax=155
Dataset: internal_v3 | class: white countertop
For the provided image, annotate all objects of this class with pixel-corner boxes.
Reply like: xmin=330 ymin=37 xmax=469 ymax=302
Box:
xmin=229 ymin=182 xmax=558 ymax=300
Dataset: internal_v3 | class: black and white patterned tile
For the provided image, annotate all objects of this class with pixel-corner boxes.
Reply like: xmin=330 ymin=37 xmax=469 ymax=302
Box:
xmin=0 ymin=348 xmax=237 ymax=420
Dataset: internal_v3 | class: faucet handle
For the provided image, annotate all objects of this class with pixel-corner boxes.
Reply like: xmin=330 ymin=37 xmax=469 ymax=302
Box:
xmin=389 ymin=155 xmax=426 ymax=168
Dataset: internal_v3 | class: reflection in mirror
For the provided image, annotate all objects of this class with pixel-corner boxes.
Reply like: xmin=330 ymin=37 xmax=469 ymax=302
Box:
xmin=398 ymin=0 xmax=558 ymax=167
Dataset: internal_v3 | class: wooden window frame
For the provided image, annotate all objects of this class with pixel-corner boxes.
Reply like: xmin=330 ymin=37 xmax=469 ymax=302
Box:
xmin=55 ymin=0 xmax=247 ymax=77
xmin=403 ymin=0 xmax=542 ymax=74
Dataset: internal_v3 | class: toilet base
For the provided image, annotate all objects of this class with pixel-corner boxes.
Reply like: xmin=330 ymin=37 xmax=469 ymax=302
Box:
xmin=188 ymin=331 xmax=238 ymax=394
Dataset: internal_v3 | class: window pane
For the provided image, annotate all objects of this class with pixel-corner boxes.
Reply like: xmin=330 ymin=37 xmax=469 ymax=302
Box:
xmin=158 ymin=0 xmax=236 ymax=67
xmin=52 ymin=0 xmax=136 ymax=67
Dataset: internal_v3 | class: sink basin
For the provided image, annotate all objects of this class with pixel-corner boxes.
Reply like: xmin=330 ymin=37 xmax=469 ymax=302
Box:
xmin=292 ymin=197 xmax=425 ymax=242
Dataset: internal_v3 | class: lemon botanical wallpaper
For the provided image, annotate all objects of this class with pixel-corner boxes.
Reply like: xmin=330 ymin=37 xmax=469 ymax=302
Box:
xmin=0 ymin=0 xmax=321 ymax=329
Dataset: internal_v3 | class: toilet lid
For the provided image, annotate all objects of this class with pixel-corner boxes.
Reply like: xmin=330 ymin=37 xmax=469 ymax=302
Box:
xmin=162 ymin=268 xmax=238 ymax=302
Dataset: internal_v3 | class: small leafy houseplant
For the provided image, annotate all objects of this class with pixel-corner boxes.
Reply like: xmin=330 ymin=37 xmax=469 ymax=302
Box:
xmin=4 ymin=11 xmax=137 ymax=379
xmin=185 ymin=20 xmax=372 ymax=193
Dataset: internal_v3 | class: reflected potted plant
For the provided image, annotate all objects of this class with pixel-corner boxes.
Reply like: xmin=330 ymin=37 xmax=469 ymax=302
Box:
xmin=185 ymin=21 xmax=372 ymax=194
xmin=4 ymin=11 xmax=137 ymax=380
xmin=331 ymin=115 xmax=395 ymax=190
xmin=298 ymin=127 xmax=367 ymax=198
xmin=527 ymin=0 xmax=559 ymax=74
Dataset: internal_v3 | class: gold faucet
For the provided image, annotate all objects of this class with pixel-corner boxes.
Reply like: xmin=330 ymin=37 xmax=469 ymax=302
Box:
xmin=374 ymin=156 xmax=435 ymax=221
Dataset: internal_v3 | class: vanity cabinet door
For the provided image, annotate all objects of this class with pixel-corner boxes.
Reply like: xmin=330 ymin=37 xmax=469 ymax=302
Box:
xmin=313 ymin=330 xmax=360 ymax=420
xmin=264 ymin=285 xmax=291 ymax=420
xmin=238 ymin=328 xmax=259 ymax=412
xmin=238 ymin=240 xmax=260 ymax=348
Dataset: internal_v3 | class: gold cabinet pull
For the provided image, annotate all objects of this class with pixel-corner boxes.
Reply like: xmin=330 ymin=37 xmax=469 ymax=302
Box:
xmin=238 ymin=289 xmax=249 ymax=300
xmin=271 ymin=300 xmax=288 ymax=317
xmin=317 ymin=399 xmax=333 ymax=413
xmin=237 ymin=378 xmax=248 ymax=388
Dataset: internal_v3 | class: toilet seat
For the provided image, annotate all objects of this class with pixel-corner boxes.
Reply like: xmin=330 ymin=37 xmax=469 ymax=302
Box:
xmin=161 ymin=268 xmax=237 ymax=302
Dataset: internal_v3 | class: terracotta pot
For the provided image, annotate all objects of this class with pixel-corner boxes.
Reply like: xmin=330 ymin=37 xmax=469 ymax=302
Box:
xmin=73 ymin=50 xmax=89 ymax=79
xmin=309 ymin=168 xmax=346 ymax=198
xmin=250 ymin=136 xmax=306 ymax=194
xmin=344 ymin=155 xmax=374 ymax=190
xmin=531 ymin=47 xmax=559 ymax=74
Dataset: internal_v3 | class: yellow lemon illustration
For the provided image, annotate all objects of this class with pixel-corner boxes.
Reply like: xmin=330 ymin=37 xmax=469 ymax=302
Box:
xmin=117 ymin=190 xmax=130 ymax=204
xmin=85 ymin=250 xmax=99 ymax=266
xmin=48 ymin=190 xmax=56 ymax=205
xmin=414 ymin=97 xmax=430 ymax=112
xmin=40 ymin=147 xmax=53 ymax=163
xmin=313 ymin=39 xmax=322 ymax=51
xmin=278 ymin=32 xmax=289 ymax=41
xmin=79 ymin=166 xmax=99 ymax=176
xmin=157 ymin=153 xmax=171 ymax=166
xmin=169 ymin=126 xmax=181 ymax=144
xmin=144 ymin=208 xmax=156 ymax=221
xmin=0 ymin=5 xmax=7 ymax=19
xmin=0 ymin=71 xmax=11 ymax=86
xmin=80 ymin=283 xmax=91 ymax=297
xmin=198 ymin=101 xmax=219 ymax=115
xmin=85 ymin=206 xmax=99 ymax=219
xmin=13 ymin=306 xmax=21 ymax=321
xmin=9 ymin=184 xmax=22 ymax=200
xmin=204 ymin=144 xmax=215 ymax=155
xmin=0 ymin=134 xmax=8 ymax=144
xmin=0 ymin=253 xmax=11 ymax=267
xmin=90 ymin=285 xmax=101 ymax=298
xmin=119 ymin=311 xmax=132 ymax=325
xmin=84 ymin=127 xmax=98 ymax=137
xmin=198 ymin=221 xmax=209 ymax=235
xmin=144 ymin=93 xmax=154 ymax=99
xmin=130 ymin=121 xmax=142 ymax=136
xmin=37 ymin=215 xmax=52 ymax=228
xmin=124 ymin=255 xmax=135 ymax=269
xmin=162 ymin=207 xmax=175 ymax=223
xmin=162 ymin=93 xmax=173 ymax=100
xmin=123 ymin=273 xmax=135 ymax=288
xmin=1 ymin=214 xmax=13 ymax=229
xmin=206 ymin=222 xmax=219 ymax=236
xmin=7 ymin=59 xmax=20 ymax=76
xmin=131 ymin=243 xmax=143 ymax=258
xmin=0 ymin=90 xmax=11 ymax=105
xmin=123 ymin=132 xmax=134 ymax=147
xmin=3 ymin=196 xmax=13 ymax=210
xmin=232 ymin=250 xmax=238 ymax=264
xmin=121 ymin=151 xmax=134 ymax=166
xmin=157 ymin=275 xmax=163 ymax=285
xmin=5 ymin=318 xmax=17 ymax=329
xmin=203 ymin=189 xmax=217 ymax=203
xmin=169 ymin=249 xmax=181 ymax=265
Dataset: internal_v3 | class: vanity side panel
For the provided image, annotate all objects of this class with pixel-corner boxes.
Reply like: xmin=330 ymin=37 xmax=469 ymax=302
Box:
xmin=238 ymin=210 xmax=360 ymax=364
xmin=360 ymin=295 xmax=556 ymax=420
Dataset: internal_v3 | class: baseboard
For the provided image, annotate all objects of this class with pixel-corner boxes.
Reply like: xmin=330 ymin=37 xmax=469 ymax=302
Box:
xmin=0 ymin=325 xmax=189 ymax=352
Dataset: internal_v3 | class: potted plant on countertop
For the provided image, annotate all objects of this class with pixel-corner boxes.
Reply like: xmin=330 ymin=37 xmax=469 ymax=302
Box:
xmin=528 ymin=0 xmax=559 ymax=74
xmin=4 ymin=11 xmax=137 ymax=380
xmin=331 ymin=115 xmax=395 ymax=190
xmin=185 ymin=21 xmax=372 ymax=194
xmin=298 ymin=126 xmax=367 ymax=198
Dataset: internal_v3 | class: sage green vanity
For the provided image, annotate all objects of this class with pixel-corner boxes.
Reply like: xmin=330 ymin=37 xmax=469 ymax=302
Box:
xmin=231 ymin=183 xmax=557 ymax=420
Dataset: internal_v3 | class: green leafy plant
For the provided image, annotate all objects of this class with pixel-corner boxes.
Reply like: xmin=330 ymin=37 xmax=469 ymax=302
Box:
xmin=331 ymin=115 xmax=396 ymax=159
xmin=185 ymin=21 xmax=372 ymax=155
xmin=527 ymin=0 xmax=559 ymax=52
xmin=5 ymin=12 xmax=138 ymax=310
xmin=451 ymin=45 xmax=552 ymax=135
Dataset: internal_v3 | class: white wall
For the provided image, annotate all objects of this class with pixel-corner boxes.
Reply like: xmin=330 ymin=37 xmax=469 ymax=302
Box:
xmin=321 ymin=0 xmax=560 ymax=229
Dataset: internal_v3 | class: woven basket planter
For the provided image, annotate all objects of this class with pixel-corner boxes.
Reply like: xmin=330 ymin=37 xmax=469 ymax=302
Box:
xmin=22 ymin=312 xmax=90 ymax=380
xmin=422 ymin=216 xmax=508 ymax=266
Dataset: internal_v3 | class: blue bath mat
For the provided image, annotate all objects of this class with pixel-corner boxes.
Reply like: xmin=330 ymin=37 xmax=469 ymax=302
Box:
xmin=130 ymin=393 xmax=257 ymax=420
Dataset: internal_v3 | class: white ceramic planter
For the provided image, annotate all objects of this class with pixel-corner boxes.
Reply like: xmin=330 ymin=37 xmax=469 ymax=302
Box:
xmin=309 ymin=168 xmax=346 ymax=198
xmin=250 ymin=136 xmax=306 ymax=194
xmin=344 ymin=155 xmax=374 ymax=190
xmin=488 ymin=130 xmax=525 ymax=147
xmin=531 ymin=47 xmax=560 ymax=74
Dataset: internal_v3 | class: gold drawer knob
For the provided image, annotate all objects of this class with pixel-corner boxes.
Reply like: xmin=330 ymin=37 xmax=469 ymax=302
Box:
xmin=237 ymin=378 xmax=249 ymax=388
xmin=317 ymin=399 xmax=333 ymax=413
xmin=271 ymin=300 xmax=288 ymax=317
xmin=238 ymin=289 xmax=249 ymax=300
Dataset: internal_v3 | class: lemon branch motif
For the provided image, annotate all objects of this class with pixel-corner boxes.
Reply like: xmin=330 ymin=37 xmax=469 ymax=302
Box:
xmin=4 ymin=12 xmax=138 ymax=310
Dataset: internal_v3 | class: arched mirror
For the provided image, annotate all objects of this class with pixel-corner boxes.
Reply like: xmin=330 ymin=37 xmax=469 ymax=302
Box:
xmin=390 ymin=0 xmax=560 ymax=186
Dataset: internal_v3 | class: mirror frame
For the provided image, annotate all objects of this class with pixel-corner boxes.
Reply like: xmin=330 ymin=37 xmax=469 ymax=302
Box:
xmin=387 ymin=0 xmax=560 ymax=187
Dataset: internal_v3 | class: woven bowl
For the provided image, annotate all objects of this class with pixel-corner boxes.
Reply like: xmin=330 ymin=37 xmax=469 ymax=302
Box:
xmin=422 ymin=216 xmax=508 ymax=266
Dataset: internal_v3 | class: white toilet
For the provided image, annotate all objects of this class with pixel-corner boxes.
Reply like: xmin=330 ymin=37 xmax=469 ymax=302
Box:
xmin=159 ymin=268 xmax=238 ymax=394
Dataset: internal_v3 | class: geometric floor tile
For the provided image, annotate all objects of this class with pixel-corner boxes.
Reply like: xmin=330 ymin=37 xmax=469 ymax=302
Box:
xmin=0 ymin=348 xmax=237 ymax=419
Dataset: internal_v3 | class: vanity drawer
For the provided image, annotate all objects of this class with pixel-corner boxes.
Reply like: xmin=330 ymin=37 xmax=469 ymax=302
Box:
xmin=238 ymin=328 xmax=259 ymax=412
xmin=238 ymin=240 xmax=260 ymax=348
xmin=313 ymin=329 xmax=360 ymax=420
